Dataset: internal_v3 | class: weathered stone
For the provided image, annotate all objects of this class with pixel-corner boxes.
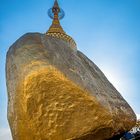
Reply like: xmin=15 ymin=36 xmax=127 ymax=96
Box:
xmin=6 ymin=33 xmax=136 ymax=140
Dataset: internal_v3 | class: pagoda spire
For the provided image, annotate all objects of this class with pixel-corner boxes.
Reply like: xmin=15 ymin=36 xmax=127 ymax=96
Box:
xmin=47 ymin=0 xmax=65 ymax=34
xmin=53 ymin=0 xmax=60 ymax=9
xmin=46 ymin=0 xmax=77 ymax=50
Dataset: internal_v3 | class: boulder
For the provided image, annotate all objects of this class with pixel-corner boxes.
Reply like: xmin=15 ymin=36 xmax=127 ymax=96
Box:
xmin=6 ymin=33 xmax=136 ymax=140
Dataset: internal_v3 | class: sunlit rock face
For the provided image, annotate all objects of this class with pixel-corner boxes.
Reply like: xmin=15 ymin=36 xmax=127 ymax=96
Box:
xmin=6 ymin=33 xmax=136 ymax=140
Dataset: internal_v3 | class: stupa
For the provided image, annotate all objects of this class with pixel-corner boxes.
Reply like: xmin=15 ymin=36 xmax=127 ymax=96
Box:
xmin=46 ymin=0 xmax=76 ymax=50
xmin=6 ymin=0 xmax=136 ymax=140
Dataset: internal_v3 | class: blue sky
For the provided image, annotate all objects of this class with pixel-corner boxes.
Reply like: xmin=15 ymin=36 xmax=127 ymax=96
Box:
xmin=0 ymin=0 xmax=140 ymax=139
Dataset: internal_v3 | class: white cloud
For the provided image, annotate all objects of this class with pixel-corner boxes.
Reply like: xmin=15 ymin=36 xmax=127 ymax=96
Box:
xmin=136 ymin=114 xmax=140 ymax=120
xmin=0 ymin=128 xmax=12 ymax=140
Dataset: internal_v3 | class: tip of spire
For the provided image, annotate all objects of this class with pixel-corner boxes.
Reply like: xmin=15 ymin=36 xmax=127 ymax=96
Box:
xmin=48 ymin=0 xmax=65 ymax=20
xmin=53 ymin=0 xmax=60 ymax=9
xmin=54 ymin=0 xmax=58 ymax=5
xmin=52 ymin=0 xmax=60 ymax=13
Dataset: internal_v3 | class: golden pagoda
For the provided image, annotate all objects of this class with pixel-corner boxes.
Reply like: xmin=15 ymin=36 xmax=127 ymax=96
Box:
xmin=46 ymin=0 xmax=76 ymax=49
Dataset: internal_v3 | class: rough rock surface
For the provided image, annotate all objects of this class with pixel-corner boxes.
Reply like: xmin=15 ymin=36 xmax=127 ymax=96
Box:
xmin=6 ymin=33 xmax=136 ymax=140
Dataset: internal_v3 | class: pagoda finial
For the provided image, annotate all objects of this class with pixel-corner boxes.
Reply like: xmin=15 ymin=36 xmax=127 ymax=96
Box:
xmin=47 ymin=0 xmax=65 ymax=34
xmin=53 ymin=0 xmax=60 ymax=10
xmin=46 ymin=0 xmax=77 ymax=50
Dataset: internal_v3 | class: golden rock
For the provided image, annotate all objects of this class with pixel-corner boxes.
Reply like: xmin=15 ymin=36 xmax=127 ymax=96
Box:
xmin=6 ymin=33 xmax=136 ymax=140
xmin=6 ymin=2 xmax=136 ymax=139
